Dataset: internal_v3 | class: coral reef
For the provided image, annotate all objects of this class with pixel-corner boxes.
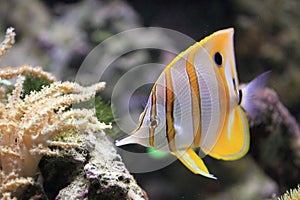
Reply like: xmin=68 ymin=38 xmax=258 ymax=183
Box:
xmin=0 ymin=25 xmax=147 ymax=199
xmin=0 ymin=27 xmax=147 ymax=199
xmin=0 ymin=0 xmax=300 ymax=199
xmin=0 ymin=27 xmax=110 ymax=198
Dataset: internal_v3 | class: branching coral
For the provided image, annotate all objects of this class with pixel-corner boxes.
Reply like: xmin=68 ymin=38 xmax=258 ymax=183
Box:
xmin=0 ymin=171 xmax=33 ymax=200
xmin=278 ymin=185 xmax=300 ymax=200
xmin=0 ymin=28 xmax=111 ymax=198
xmin=0 ymin=27 xmax=15 ymax=58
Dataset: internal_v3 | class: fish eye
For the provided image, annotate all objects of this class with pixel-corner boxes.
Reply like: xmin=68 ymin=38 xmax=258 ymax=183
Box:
xmin=150 ymin=118 xmax=159 ymax=128
xmin=214 ymin=52 xmax=223 ymax=67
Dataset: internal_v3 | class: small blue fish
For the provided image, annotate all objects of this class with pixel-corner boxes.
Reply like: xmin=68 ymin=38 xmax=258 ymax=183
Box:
xmin=116 ymin=28 xmax=269 ymax=179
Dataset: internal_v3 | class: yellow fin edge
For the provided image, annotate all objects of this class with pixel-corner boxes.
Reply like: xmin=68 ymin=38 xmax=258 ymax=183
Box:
xmin=172 ymin=148 xmax=217 ymax=179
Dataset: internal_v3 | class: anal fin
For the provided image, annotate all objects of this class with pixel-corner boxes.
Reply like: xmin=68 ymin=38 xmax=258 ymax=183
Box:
xmin=172 ymin=148 xmax=216 ymax=179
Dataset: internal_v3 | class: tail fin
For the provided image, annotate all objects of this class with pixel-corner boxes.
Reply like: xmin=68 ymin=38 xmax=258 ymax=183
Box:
xmin=115 ymin=134 xmax=138 ymax=146
xmin=240 ymin=71 xmax=271 ymax=118
xmin=115 ymin=131 xmax=150 ymax=147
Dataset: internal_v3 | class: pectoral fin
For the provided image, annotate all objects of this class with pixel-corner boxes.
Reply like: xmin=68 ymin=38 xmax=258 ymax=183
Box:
xmin=172 ymin=148 xmax=216 ymax=179
xmin=206 ymin=106 xmax=250 ymax=160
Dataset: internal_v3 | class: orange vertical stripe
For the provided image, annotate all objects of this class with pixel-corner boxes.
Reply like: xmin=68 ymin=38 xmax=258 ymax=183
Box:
xmin=149 ymin=86 xmax=157 ymax=147
xmin=165 ymin=70 xmax=176 ymax=152
xmin=186 ymin=45 xmax=202 ymax=147
xmin=132 ymin=108 xmax=147 ymax=134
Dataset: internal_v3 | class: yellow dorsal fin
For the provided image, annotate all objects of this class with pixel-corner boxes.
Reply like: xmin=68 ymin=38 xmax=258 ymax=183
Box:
xmin=172 ymin=148 xmax=216 ymax=179
xmin=206 ymin=106 xmax=250 ymax=160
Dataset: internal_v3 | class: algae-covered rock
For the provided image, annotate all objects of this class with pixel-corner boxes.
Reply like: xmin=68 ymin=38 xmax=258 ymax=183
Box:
xmin=54 ymin=130 xmax=147 ymax=200
xmin=84 ymin=130 xmax=147 ymax=200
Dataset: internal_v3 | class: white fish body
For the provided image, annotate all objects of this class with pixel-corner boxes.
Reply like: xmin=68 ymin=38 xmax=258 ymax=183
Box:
xmin=116 ymin=28 xmax=269 ymax=179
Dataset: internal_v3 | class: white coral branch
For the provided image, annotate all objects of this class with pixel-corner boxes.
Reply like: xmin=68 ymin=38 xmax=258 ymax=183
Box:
xmin=0 ymin=27 xmax=15 ymax=58
xmin=0 ymin=28 xmax=111 ymax=199
xmin=0 ymin=171 xmax=33 ymax=196
xmin=0 ymin=65 xmax=56 ymax=82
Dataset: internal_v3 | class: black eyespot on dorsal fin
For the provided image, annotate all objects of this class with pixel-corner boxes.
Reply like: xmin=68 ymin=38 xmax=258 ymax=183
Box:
xmin=233 ymin=78 xmax=237 ymax=90
xmin=238 ymin=89 xmax=242 ymax=105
